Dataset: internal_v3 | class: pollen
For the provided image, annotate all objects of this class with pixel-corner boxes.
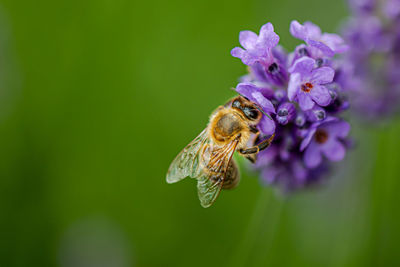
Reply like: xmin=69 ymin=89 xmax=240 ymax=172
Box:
xmin=315 ymin=129 xmax=329 ymax=144
xmin=301 ymin=82 xmax=314 ymax=93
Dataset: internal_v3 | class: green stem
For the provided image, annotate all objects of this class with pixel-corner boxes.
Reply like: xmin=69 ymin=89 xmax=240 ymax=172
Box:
xmin=328 ymin=128 xmax=379 ymax=267
xmin=230 ymin=188 xmax=285 ymax=267
xmin=253 ymin=198 xmax=285 ymax=266
xmin=230 ymin=188 xmax=270 ymax=267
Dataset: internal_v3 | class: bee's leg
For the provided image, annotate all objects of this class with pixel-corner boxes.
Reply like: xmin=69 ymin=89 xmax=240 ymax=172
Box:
xmin=249 ymin=125 xmax=259 ymax=134
xmin=239 ymin=134 xmax=275 ymax=155
xmin=245 ymin=154 xmax=256 ymax=163
xmin=257 ymin=134 xmax=275 ymax=152
xmin=243 ymin=131 xmax=260 ymax=163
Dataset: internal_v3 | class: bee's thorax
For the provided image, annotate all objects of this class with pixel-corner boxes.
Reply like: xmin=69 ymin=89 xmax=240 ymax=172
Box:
xmin=208 ymin=108 xmax=250 ymax=147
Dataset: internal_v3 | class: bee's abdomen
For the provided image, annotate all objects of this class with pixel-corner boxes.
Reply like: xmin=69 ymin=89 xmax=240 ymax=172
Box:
xmin=222 ymin=160 xmax=239 ymax=189
xmin=203 ymin=158 xmax=239 ymax=189
xmin=212 ymin=113 xmax=242 ymax=142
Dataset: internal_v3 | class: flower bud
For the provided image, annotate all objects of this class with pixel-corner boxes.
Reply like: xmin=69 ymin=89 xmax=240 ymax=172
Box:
xmin=277 ymin=102 xmax=296 ymax=125
xmin=306 ymin=106 xmax=326 ymax=122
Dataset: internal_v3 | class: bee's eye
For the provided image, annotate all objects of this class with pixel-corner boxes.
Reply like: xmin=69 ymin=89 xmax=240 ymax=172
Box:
xmin=249 ymin=109 xmax=259 ymax=119
xmin=243 ymin=107 xmax=259 ymax=120
xmin=232 ymin=100 xmax=241 ymax=108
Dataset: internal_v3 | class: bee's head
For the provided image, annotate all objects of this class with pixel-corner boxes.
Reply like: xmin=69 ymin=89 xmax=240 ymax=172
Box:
xmin=231 ymin=96 xmax=262 ymax=121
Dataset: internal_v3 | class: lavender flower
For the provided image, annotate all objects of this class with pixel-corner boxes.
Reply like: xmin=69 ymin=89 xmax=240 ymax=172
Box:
xmin=349 ymin=0 xmax=375 ymax=14
xmin=384 ymin=0 xmax=400 ymax=18
xmin=290 ymin=20 xmax=348 ymax=57
xmin=305 ymin=105 xmax=327 ymax=122
xmin=340 ymin=0 xmax=400 ymax=119
xmin=300 ymin=118 xmax=350 ymax=168
xmin=288 ymin=57 xmax=334 ymax=110
xmin=276 ymin=102 xmax=296 ymax=125
xmin=232 ymin=22 xmax=351 ymax=191
xmin=231 ymin=23 xmax=279 ymax=67
xmin=236 ymin=83 xmax=276 ymax=135
xmin=231 ymin=23 xmax=287 ymax=86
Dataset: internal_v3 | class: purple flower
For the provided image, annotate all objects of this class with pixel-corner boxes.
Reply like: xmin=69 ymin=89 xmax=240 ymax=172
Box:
xmin=231 ymin=23 xmax=279 ymax=67
xmin=288 ymin=57 xmax=334 ymax=110
xmin=384 ymin=0 xmax=400 ymax=19
xmin=343 ymin=16 xmax=388 ymax=55
xmin=230 ymin=21 xmax=351 ymax=191
xmin=300 ymin=118 xmax=350 ymax=168
xmin=349 ymin=0 xmax=376 ymax=14
xmin=289 ymin=44 xmax=311 ymax=65
xmin=295 ymin=112 xmax=306 ymax=127
xmin=231 ymin=23 xmax=289 ymax=86
xmin=235 ymin=83 xmax=276 ymax=135
xmin=290 ymin=20 xmax=348 ymax=57
xmin=260 ymin=157 xmax=308 ymax=188
xmin=305 ymin=105 xmax=326 ymax=122
xmin=340 ymin=0 xmax=400 ymax=120
xmin=276 ymin=102 xmax=296 ymax=125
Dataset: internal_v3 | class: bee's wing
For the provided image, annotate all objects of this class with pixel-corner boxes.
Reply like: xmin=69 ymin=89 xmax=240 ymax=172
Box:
xmin=166 ymin=129 xmax=209 ymax=184
xmin=196 ymin=138 xmax=239 ymax=208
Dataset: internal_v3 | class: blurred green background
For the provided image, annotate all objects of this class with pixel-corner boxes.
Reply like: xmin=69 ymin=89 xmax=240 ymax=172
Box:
xmin=0 ymin=0 xmax=399 ymax=266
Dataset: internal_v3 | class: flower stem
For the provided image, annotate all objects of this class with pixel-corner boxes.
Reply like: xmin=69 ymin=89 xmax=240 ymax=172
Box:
xmin=230 ymin=188 xmax=285 ymax=267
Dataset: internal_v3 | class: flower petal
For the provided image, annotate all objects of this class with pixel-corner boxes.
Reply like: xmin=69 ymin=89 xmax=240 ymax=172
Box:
xmin=384 ymin=0 xmax=400 ymax=19
xmin=290 ymin=20 xmax=307 ymax=40
xmin=305 ymin=105 xmax=326 ymax=122
xmin=288 ymin=73 xmax=301 ymax=101
xmin=235 ymin=82 xmax=258 ymax=98
xmin=255 ymin=146 xmax=277 ymax=167
xmin=251 ymin=91 xmax=276 ymax=114
xmin=261 ymin=167 xmax=280 ymax=184
xmin=250 ymin=63 xmax=269 ymax=83
xmin=257 ymin=22 xmax=279 ymax=48
xmin=320 ymin=33 xmax=348 ymax=53
xmin=258 ymin=115 xmax=275 ymax=136
xmin=323 ymin=120 xmax=351 ymax=138
xmin=239 ymin=30 xmax=258 ymax=50
xmin=231 ymin=47 xmax=257 ymax=65
xmin=304 ymin=21 xmax=322 ymax=39
xmin=321 ymin=139 xmax=346 ymax=161
xmin=298 ymin=92 xmax=315 ymax=110
xmin=289 ymin=56 xmax=315 ymax=75
xmin=257 ymin=86 xmax=275 ymax=99
xmin=292 ymin=160 xmax=307 ymax=182
xmin=300 ymin=127 xmax=317 ymax=151
xmin=310 ymin=67 xmax=335 ymax=84
xmin=304 ymin=142 xmax=322 ymax=168
xmin=272 ymin=45 xmax=287 ymax=65
xmin=306 ymin=39 xmax=335 ymax=57
xmin=310 ymin=85 xmax=331 ymax=106
xmin=231 ymin=47 xmax=246 ymax=59
xmin=235 ymin=83 xmax=275 ymax=114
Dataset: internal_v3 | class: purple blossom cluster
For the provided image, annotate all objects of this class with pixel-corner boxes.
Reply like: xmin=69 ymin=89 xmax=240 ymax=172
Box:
xmin=339 ymin=0 xmax=400 ymax=119
xmin=231 ymin=21 xmax=351 ymax=190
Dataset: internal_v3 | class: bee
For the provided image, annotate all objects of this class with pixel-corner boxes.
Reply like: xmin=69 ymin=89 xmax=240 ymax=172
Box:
xmin=166 ymin=95 xmax=274 ymax=208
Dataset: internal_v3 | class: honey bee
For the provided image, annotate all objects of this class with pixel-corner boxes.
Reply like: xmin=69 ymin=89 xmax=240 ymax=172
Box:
xmin=166 ymin=95 xmax=274 ymax=208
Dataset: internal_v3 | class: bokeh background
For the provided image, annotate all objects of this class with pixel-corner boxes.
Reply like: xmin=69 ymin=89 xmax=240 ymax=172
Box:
xmin=0 ymin=0 xmax=399 ymax=266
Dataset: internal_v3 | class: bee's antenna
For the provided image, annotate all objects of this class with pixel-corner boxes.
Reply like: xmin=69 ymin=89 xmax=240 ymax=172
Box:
xmin=255 ymin=105 xmax=273 ymax=120
xmin=235 ymin=91 xmax=247 ymax=100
